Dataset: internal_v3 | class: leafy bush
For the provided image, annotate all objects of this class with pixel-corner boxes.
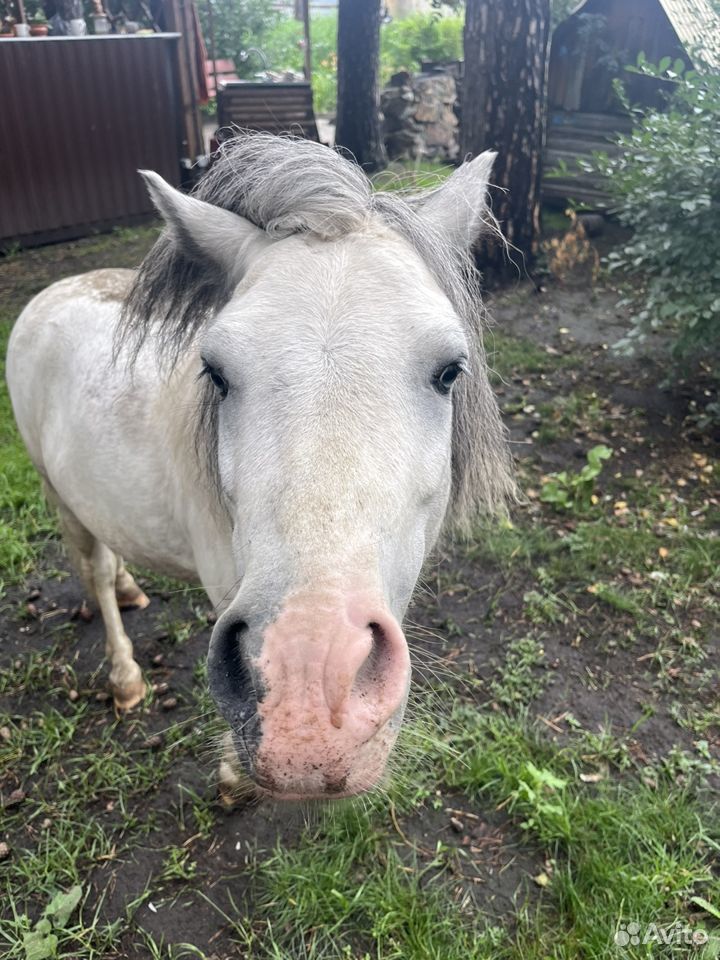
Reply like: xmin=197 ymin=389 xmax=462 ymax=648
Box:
xmin=198 ymin=0 xmax=279 ymax=78
xmin=540 ymin=445 xmax=612 ymax=512
xmin=551 ymin=0 xmax=578 ymax=26
xmin=206 ymin=10 xmax=464 ymax=115
xmin=585 ymin=59 xmax=720 ymax=362
xmin=261 ymin=14 xmax=339 ymax=113
xmin=380 ymin=13 xmax=463 ymax=82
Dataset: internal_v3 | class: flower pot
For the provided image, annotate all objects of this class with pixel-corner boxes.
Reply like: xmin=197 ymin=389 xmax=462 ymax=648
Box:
xmin=93 ymin=15 xmax=110 ymax=34
xmin=14 ymin=22 xmax=30 ymax=36
xmin=69 ymin=18 xmax=86 ymax=35
xmin=30 ymin=23 xmax=48 ymax=36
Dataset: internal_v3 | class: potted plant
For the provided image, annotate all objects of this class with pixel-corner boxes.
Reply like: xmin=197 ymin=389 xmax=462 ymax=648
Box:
xmin=0 ymin=5 xmax=15 ymax=34
xmin=29 ymin=8 xmax=48 ymax=34
xmin=13 ymin=0 xmax=29 ymax=34
xmin=90 ymin=0 xmax=109 ymax=33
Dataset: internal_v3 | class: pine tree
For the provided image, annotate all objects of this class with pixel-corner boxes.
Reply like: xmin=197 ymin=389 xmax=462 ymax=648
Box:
xmin=335 ymin=0 xmax=387 ymax=171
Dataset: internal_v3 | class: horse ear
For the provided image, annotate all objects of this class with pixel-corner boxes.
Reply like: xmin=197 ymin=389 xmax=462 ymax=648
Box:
xmin=414 ymin=151 xmax=497 ymax=251
xmin=139 ymin=170 xmax=270 ymax=280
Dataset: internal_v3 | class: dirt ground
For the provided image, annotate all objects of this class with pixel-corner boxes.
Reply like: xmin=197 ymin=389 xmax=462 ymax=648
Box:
xmin=0 ymin=223 xmax=717 ymax=957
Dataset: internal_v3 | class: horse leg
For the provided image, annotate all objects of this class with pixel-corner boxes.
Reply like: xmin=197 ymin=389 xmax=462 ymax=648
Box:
xmin=114 ymin=558 xmax=150 ymax=611
xmin=47 ymin=484 xmax=147 ymax=711
xmin=90 ymin=541 xmax=147 ymax=711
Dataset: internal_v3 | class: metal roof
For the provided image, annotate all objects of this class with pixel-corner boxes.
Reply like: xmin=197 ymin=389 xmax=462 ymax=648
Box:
xmin=658 ymin=0 xmax=720 ymax=70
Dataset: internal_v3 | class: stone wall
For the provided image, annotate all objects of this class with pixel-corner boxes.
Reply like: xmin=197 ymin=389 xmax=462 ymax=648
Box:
xmin=381 ymin=71 xmax=459 ymax=163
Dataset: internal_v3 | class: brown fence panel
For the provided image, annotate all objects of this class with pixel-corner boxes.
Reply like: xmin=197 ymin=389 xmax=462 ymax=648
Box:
xmin=0 ymin=34 xmax=183 ymax=248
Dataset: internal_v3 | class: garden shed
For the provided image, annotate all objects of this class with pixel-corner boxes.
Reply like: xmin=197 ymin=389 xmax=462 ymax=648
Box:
xmin=544 ymin=0 xmax=720 ymax=207
xmin=0 ymin=0 xmax=205 ymax=249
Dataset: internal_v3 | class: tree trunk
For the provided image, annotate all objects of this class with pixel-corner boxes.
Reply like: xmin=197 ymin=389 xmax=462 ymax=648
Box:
xmin=460 ymin=0 xmax=551 ymax=276
xmin=335 ymin=0 xmax=387 ymax=172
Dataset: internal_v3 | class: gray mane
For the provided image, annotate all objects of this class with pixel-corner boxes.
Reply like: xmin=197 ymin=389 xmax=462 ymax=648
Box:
xmin=120 ymin=133 xmax=514 ymax=525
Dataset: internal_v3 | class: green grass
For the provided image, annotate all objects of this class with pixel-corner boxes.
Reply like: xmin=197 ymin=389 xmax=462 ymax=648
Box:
xmin=2 ymin=617 xmax=719 ymax=959
xmin=225 ymin=815 xmax=494 ymax=959
xmin=372 ymin=159 xmax=454 ymax=193
xmin=487 ymin=330 xmax=573 ymax=384
xmin=470 ymin=500 xmax=719 ymax=615
xmin=191 ymin=700 xmax=720 ymax=958
xmin=488 ymin=635 xmax=548 ymax=708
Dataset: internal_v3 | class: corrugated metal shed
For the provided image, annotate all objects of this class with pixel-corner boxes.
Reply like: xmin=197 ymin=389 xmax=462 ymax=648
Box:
xmin=0 ymin=35 xmax=183 ymax=249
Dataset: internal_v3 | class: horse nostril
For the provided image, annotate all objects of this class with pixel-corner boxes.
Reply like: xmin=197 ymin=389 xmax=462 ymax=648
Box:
xmin=355 ymin=621 xmax=392 ymax=690
xmin=208 ymin=617 xmax=259 ymax=730
xmin=220 ymin=619 xmax=250 ymax=696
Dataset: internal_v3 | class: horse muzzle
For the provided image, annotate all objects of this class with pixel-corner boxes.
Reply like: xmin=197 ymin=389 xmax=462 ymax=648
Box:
xmin=207 ymin=584 xmax=411 ymax=799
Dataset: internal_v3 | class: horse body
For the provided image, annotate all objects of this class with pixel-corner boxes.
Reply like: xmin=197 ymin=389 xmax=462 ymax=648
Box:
xmin=8 ymin=270 xmax=227 ymax=588
xmin=7 ymin=135 xmax=513 ymax=800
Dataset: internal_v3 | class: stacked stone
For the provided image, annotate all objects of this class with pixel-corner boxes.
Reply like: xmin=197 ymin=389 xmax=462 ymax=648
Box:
xmin=381 ymin=70 xmax=459 ymax=163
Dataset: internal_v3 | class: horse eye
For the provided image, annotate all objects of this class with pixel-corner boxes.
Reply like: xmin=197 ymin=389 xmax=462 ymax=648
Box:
xmin=434 ymin=362 xmax=463 ymax=395
xmin=202 ymin=361 xmax=229 ymax=399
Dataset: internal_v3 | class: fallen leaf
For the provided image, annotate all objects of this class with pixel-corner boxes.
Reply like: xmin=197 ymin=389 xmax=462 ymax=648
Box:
xmin=4 ymin=788 xmax=25 ymax=808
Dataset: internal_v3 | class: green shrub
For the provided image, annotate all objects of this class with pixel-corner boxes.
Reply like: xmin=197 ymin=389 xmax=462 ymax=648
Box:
xmin=380 ymin=13 xmax=463 ymax=82
xmin=585 ymin=59 xmax=720 ymax=362
xmin=207 ymin=11 xmax=464 ymax=115
xmin=260 ymin=14 xmax=338 ymax=113
xmin=198 ymin=0 xmax=279 ymax=78
xmin=540 ymin=444 xmax=612 ymax=513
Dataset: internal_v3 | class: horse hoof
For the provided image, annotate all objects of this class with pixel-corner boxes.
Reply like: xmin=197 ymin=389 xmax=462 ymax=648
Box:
xmin=217 ymin=759 xmax=261 ymax=809
xmin=116 ymin=587 xmax=151 ymax=611
xmin=112 ymin=679 xmax=147 ymax=712
xmin=218 ymin=784 xmax=240 ymax=810
xmin=217 ymin=759 xmax=242 ymax=808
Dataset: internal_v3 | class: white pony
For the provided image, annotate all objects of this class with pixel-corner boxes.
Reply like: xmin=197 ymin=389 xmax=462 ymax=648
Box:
xmin=7 ymin=135 xmax=512 ymax=800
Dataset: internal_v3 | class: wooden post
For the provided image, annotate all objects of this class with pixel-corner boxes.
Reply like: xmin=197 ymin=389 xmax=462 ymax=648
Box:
xmin=335 ymin=0 xmax=386 ymax=171
xmin=206 ymin=0 xmax=218 ymax=103
xmin=163 ymin=0 xmax=205 ymax=162
xmin=300 ymin=0 xmax=312 ymax=83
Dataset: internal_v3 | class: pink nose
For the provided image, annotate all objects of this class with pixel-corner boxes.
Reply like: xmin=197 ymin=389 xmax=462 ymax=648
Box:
xmin=253 ymin=589 xmax=411 ymax=796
